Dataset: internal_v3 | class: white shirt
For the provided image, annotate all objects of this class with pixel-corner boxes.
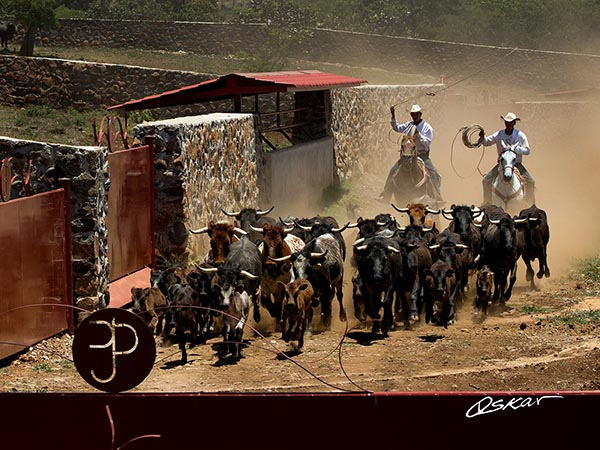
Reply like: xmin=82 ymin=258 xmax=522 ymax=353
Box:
xmin=482 ymin=129 xmax=530 ymax=163
xmin=391 ymin=118 xmax=433 ymax=155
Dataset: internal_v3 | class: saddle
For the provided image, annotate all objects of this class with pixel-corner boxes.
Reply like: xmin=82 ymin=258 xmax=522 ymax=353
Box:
xmin=392 ymin=156 xmax=428 ymax=186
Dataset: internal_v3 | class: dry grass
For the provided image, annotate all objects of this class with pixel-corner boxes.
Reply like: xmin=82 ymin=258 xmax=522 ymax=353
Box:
xmin=0 ymin=104 xmax=104 ymax=146
xmin=33 ymin=45 xmax=435 ymax=85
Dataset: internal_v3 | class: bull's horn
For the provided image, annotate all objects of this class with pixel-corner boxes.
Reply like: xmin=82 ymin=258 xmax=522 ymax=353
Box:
xmin=352 ymin=238 xmax=366 ymax=246
xmin=429 ymin=244 xmax=440 ymax=249
xmin=198 ymin=266 xmax=218 ymax=274
xmin=310 ymin=251 xmax=327 ymax=258
xmin=377 ymin=221 xmax=388 ymax=226
xmin=283 ymin=226 xmax=295 ymax=234
xmin=190 ymin=227 xmax=209 ymax=234
xmin=441 ymin=210 xmax=454 ymax=220
xmin=331 ymin=222 xmax=350 ymax=233
xmin=250 ymin=225 xmax=264 ymax=232
xmin=513 ymin=218 xmax=528 ymax=224
xmin=355 ymin=244 xmax=368 ymax=251
xmin=426 ymin=207 xmax=441 ymax=214
xmin=221 ymin=208 xmax=240 ymax=217
xmin=387 ymin=246 xmax=400 ymax=253
xmin=471 ymin=206 xmax=481 ymax=212
xmin=423 ymin=226 xmax=434 ymax=232
xmin=240 ymin=270 xmax=260 ymax=280
xmin=279 ymin=216 xmax=294 ymax=226
xmin=456 ymin=243 xmax=469 ymax=249
xmin=294 ymin=220 xmax=312 ymax=231
xmin=528 ymin=217 xmax=539 ymax=222
xmin=257 ymin=206 xmax=275 ymax=216
xmin=269 ymin=255 xmax=292 ymax=262
xmin=233 ymin=227 xmax=248 ymax=235
xmin=391 ymin=204 xmax=409 ymax=213
xmin=473 ymin=222 xmax=483 ymax=228
xmin=347 ymin=222 xmax=359 ymax=228
xmin=489 ymin=218 xmax=501 ymax=224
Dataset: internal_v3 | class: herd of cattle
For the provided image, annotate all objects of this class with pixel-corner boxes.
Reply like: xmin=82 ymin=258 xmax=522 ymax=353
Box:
xmin=129 ymin=203 xmax=550 ymax=363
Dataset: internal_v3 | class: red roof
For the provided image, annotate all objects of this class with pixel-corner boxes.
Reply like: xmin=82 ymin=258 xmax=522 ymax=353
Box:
xmin=108 ymin=70 xmax=368 ymax=113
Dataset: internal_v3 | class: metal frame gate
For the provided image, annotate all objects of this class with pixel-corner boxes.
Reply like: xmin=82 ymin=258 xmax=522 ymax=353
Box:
xmin=0 ymin=184 xmax=73 ymax=360
xmin=106 ymin=139 xmax=155 ymax=305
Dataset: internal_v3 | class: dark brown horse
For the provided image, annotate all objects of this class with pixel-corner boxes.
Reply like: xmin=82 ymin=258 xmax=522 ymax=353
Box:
xmin=390 ymin=130 xmax=440 ymax=207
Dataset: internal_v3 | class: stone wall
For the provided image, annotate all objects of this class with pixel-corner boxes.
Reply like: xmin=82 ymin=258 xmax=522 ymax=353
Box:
xmin=0 ymin=137 xmax=109 ymax=314
xmin=0 ymin=54 xmax=212 ymax=111
xmin=330 ymin=84 xmax=446 ymax=180
xmin=26 ymin=19 xmax=600 ymax=92
xmin=133 ymin=113 xmax=260 ymax=264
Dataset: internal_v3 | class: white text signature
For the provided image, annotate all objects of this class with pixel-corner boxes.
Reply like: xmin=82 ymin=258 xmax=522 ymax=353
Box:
xmin=466 ymin=395 xmax=564 ymax=418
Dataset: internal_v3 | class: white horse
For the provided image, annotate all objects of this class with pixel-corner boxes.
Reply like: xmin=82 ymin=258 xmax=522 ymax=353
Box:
xmin=491 ymin=149 xmax=527 ymax=215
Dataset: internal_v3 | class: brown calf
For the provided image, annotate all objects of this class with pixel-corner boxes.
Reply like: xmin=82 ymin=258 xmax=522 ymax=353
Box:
xmin=130 ymin=287 xmax=168 ymax=335
xmin=474 ymin=265 xmax=494 ymax=319
xmin=278 ymin=279 xmax=315 ymax=351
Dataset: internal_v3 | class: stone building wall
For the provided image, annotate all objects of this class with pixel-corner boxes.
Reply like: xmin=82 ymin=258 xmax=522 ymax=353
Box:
xmin=133 ymin=113 xmax=260 ymax=264
xmin=0 ymin=137 xmax=109 ymax=313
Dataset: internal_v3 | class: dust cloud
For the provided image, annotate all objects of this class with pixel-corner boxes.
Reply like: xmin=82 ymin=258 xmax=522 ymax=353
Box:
xmin=413 ymin=86 xmax=600 ymax=278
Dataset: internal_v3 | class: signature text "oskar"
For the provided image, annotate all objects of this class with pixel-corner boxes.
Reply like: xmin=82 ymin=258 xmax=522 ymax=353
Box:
xmin=466 ymin=395 xmax=564 ymax=418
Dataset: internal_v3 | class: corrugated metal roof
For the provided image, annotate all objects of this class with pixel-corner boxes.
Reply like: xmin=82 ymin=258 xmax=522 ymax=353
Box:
xmin=108 ymin=70 xmax=368 ymax=113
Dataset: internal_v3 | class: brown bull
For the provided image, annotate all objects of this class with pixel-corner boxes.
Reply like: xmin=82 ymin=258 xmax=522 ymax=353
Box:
xmin=252 ymin=223 xmax=298 ymax=323
xmin=190 ymin=220 xmax=246 ymax=264
xmin=392 ymin=202 xmax=440 ymax=229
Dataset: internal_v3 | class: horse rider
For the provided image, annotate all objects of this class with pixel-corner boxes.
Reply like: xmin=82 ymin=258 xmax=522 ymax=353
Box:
xmin=479 ymin=112 xmax=535 ymax=205
xmin=378 ymin=104 xmax=442 ymax=202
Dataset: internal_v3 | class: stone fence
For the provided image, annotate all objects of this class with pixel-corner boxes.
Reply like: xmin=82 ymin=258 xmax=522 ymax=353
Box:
xmin=133 ymin=113 xmax=261 ymax=263
xmin=23 ymin=18 xmax=600 ymax=92
xmin=0 ymin=137 xmax=109 ymax=314
xmin=0 ymin=54 xmax=212 ymax=112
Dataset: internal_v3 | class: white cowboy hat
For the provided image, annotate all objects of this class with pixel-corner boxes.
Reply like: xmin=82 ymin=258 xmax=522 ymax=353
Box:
xmin=501 ymin=112 xmax=520 ymax=122
xmin=409 ymin=104 xmax=423 ymax=113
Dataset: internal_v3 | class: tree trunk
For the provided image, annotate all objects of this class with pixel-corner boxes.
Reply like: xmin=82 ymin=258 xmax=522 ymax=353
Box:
xmin=19 ymin=26 xmax=37 ymax=57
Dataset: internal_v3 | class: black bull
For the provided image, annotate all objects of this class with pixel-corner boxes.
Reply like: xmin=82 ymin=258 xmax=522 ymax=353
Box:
xmin=353 ymin=235 xmax=400 ymax=335
xmin=480 ymin=216 xmax=520 ymax=306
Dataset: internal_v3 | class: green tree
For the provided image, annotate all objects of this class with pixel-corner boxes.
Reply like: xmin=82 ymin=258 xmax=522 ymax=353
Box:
xmin=87 ymin=0 xmax=174 ymax=20
xmin=5 ymin=0 xmax=58 ymax=56
xmin=233 ymin=0 xmax=317 ymax=71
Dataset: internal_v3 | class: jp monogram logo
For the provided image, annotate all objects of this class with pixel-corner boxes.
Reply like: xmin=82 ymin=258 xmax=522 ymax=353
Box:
xmin=73 ymin=308 xmax=156 ymax=393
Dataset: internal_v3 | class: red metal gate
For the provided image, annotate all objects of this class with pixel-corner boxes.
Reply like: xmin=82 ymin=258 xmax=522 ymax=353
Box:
xmin=107 ymin=140 xmax=155 ymax=305
xmin=0 ymin=186 xmax=73 ymax=360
